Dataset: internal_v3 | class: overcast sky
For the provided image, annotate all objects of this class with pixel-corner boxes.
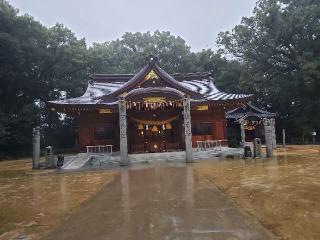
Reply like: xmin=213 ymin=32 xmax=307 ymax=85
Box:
xmin=8 ymin=0 xmax=256 ymax=51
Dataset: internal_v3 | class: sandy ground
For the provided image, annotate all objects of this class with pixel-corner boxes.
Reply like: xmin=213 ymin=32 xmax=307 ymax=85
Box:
xmin=195 ymin=145 xmax=320 ymax=240
xmin=0 ymin=161 xmax=118 ymax=240
xmin=1 ymin=145 xmax=320 ymax=239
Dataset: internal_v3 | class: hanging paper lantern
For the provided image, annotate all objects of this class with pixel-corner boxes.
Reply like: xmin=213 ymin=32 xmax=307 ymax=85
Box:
xmin=151 ymin=125 xmax=159 ymax=132
xmin=138 ymin=123 xmax=144 ymax=130
xmin=165 ymin=122 xmax=172 ymax=130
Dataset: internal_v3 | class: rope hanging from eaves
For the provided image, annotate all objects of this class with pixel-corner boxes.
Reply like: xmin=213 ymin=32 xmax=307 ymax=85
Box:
xmin=128 ymin=115 xmax=179 ymax=125
xmin=126 ymin=99 xmax=183 ymax=111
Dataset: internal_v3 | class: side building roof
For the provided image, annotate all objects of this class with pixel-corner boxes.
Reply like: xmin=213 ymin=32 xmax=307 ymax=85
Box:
xmin=226 ymin=103 xmax=276 ymax=120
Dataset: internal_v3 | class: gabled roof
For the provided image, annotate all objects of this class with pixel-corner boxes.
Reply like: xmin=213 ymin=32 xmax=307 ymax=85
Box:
xmin=48 ymin=56 xmax=252 ymax=108
xmin=226 ymin=103 xmax=276 ymax=120
xmin=106 ymin=57 xmax=198 ymax=98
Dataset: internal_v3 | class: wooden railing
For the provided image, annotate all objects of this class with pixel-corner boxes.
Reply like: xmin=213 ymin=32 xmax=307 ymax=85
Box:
xmin=86 ymin=145 xmax=113 ymax=155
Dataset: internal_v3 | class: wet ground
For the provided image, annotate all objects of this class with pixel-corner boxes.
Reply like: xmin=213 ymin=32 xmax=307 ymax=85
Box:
xmin=195 ymin=145 xmax=320 ymax=240
xmin=45 ymin=164 xmax=272 ymax=240
xmin=0 ymin=160 xmax=117 ymax=240
xmin=1 ymin=145 xmax=320 ymax=239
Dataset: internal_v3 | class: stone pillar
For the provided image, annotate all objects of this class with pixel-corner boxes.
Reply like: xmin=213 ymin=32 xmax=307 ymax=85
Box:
xmin=45 ymin=146 xmax=54 ymax=168
xmin=282 ymin=129 xmax=286 ymax=148
xmin=32 ymin=127 xmax=40 ymax=169
xmin=253 ymin=138 xmax=262 ymax=158
xmin=239 ymin=119 xmax=246 ymax=146
xmin=270 ymin=118 xmax=277 ymax=149
xmin=263 ymin=118 xmax=273 ymax=158
xmin=119 ymin=97 xmax=128 ymax=166
xmin=183 ymin=96 xmax=193 ymax=163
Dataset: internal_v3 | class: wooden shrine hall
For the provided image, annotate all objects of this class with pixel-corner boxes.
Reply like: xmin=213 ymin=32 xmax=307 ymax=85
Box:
xmin=47 ymin=56 xmax=251 ymax=164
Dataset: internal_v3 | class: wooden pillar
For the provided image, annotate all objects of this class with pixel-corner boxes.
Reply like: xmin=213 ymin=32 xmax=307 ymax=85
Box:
xmin=183 ymin=96 xmax=193 ymax=163
xmin=239 ymin=119 xmax=246 ymax=146
xmin=32 ymin=127 xmax=40 ymax=169
xmin=263 ymin=118 xmax=273 ymax=158
xmin=119 ymin=97 xmax=128 ymax=166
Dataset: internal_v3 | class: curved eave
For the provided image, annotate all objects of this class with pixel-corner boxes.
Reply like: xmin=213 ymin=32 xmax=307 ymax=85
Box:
xmin=191 ymin=95 xmax=252 ymax=105
xmin=47 ymin=93 xmax=252 ymax=112
xmin=226 ymin=102 xmax=276 ymax=120
xmin=125 ymin=87 xmax=185 ymax=102
xmin=226 ymin=113 xmax=276 ymax=121
xmin=46 ymin=101 xmax=118 ymax=113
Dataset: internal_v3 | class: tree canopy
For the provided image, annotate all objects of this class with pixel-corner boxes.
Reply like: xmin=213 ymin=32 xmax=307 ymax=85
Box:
xmin=0 ymin=0 xmax=319 ymax=157
xmin=0 ymin=1 xmax=87 ymax=156
xmin=217 ymin=0 xmax=320 ymax=141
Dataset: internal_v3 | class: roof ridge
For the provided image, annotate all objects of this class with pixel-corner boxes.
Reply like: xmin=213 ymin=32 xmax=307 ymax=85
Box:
xmin=89 ymin=71 xmax=212 ymax=82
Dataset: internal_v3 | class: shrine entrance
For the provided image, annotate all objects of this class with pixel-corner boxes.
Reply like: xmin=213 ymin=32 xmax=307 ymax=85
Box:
xmin=127 ymin=110 xmax=184 ymax=153
xmin=124 ymin=87 xmax=186 ymax=154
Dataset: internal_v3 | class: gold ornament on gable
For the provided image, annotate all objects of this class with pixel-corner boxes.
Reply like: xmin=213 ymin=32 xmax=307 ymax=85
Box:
xmin=145 ymin=70 xmax=159 ymax=80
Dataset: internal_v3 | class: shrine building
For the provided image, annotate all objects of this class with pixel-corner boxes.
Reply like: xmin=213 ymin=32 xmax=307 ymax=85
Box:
xmin=47 ymin=56 xmax=251 ymax=164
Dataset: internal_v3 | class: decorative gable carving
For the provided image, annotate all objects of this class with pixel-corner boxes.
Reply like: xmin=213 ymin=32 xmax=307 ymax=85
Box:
xmin=145 ymin=70 xmax=159 ymax=80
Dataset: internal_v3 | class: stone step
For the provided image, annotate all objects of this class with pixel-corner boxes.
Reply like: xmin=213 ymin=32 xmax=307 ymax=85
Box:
xmin=128 ymin=152 xmax=186 ymax=163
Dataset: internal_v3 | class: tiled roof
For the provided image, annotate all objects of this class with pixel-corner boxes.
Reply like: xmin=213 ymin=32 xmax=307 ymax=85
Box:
xmin=49 ymin=59 xmax=251 ymax=106
xmin=226 ymin=103 xmax=275 ymax=120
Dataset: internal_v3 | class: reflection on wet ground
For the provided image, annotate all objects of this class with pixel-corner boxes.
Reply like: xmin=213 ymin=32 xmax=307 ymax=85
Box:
xmin=1 ymin=145 xmax=320 ymax=240
xmin=46 ymin=164 xmax=272 ymax=240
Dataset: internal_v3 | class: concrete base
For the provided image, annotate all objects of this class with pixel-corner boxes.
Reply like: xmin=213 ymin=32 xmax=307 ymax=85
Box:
xmin=61 ymin=147 xmax=244 ymax=170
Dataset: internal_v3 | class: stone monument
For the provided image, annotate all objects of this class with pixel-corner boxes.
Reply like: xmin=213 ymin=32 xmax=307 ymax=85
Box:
xmin=263 ymin=119 xmax=273 ymax=157
xmin=32 ymin=127 xmax=41 ymax=169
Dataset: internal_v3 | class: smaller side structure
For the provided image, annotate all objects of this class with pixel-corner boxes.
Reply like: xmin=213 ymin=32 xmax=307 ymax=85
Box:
xmin=226 ymin=103 xmax=276 ymax=148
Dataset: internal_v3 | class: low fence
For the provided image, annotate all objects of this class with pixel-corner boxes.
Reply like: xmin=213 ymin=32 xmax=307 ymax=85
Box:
xmin=196 ymin=140 xmax=227 ymax=151
xmin=86 ymin=145 xmax=113 ymax=155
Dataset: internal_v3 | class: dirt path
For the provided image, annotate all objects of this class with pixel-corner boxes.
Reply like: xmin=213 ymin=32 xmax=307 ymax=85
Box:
xmin=46 ymin=164 xmax=274 ymax=240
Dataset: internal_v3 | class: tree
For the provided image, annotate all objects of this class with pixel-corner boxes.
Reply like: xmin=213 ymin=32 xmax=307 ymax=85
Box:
xmin=0 ymin=1 xmax=88 ymax=156
xmin=88 ymin=31 xmax=193 ymax=74
xmin=217 ymin=0 xmax=320 ymax=141
xmin=191 ymin=49 xmax=251 ymax=94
